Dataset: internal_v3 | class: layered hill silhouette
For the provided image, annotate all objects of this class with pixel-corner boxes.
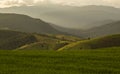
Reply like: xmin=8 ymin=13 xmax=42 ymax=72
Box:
xmin=0 ymin=7 xmax=120 ymax=50
xmin=83 ymin=21 xmax=120 ymax=37
xmin=52 ymin=21 xmax=120 ymax=38
xmin=1 ymin=5 xmax=120 ymax=29
xmin=0 ymin=13 xmax=61 ymax=34
xmin=0 ymin=5 xmax=120 ymax=38
xmin=0 ymin=30 xmax=119 ymax=50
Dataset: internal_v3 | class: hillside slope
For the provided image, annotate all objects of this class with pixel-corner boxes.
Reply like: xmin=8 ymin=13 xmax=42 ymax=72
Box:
xmin=18 ymin=34 xmax=81 ymax=50
xmin=0 ymin=30 xmax=81 ymax=50
xmin=0 ymin=30 xmax=37 ymax=50
xmin=58 ymin=34 xmax=120 ymax=51
xmin=0 ymin=13 xmax=61 ymax=34
xmin=83 ymin=21 xmax=120 ymax=37
xmin=52 ymin=21 xmax=120 ymax=38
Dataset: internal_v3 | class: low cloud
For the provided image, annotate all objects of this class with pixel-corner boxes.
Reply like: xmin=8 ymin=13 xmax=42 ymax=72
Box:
xmin=0 ymin=0 xmax=120 ymax=8
xmin=103 ymin=0 xmax=120 ymax=6
xmin=0 ymin=0 xmax=34 ymax=8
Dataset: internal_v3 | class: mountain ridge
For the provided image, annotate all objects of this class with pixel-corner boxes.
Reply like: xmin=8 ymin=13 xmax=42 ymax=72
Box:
xmin=0 ymin=13 xmax=62 ymax=34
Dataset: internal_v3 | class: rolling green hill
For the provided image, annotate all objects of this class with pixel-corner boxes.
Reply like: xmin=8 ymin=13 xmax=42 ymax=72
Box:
xmin=58 ymin=34 xmax=120 ymax=51
xmin=18 ymin=34 xmax=81 ymax=50
xmin=18 ymin=34 xmax=69 ymax=50
xmin=0 ymin=30 xmax=81 ymax=50
xmin=0 ymin=29 xmax=119 ymax=50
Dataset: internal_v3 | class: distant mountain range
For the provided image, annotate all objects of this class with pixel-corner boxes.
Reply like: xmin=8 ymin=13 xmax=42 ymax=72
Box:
xmin=0 ymin=5 xmax=120 ymax=38
xmin=83 ymin=21 xmax=120 ymax=38
xmin=52 ymin=21 xmax=120 ymax=38
xmin=0 ymin=13 xmax=119 ymax=38
xmin=0 ymin=5 xmax=120 ymax=29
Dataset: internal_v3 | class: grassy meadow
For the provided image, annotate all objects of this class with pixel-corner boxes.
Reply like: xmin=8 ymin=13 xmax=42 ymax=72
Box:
xmin=0 ymin=47 xmax=120 ymax=74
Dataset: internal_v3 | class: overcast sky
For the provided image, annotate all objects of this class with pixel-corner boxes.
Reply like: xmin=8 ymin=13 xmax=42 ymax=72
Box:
xmin=0 ymin=0 xmax=120 ymax=8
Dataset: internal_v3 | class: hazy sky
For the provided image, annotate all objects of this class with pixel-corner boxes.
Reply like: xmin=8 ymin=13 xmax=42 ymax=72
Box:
xmin=0 ymin=0 xmax=120 ymax=8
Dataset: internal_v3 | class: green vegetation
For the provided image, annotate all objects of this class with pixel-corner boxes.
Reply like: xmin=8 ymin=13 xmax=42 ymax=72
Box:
xmin=0 ymin=30 xmax=37 ymax=50
xmin=19 ymin=41 xmax=69 ymax=50
xmin=0 ymin=47 xmax=120 ymax=74
xmin=18 ymin=34 xmax=80 ymax=50
xmin=0 ymin=7 xmax=120 ymax=74
xmin=59 ymin=34 xmax=120 ymax=50
xmin=0 ymin=30 xmax=120 ymax=74
xmin=0 ymin=30 xmax=120 ymax=50
xmin=0 ymin=30 xmax=81 ymax=50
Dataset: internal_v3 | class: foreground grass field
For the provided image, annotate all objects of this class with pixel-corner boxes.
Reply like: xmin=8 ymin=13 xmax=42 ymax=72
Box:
xmin=0 ymin=47 xmax=120 ymax=74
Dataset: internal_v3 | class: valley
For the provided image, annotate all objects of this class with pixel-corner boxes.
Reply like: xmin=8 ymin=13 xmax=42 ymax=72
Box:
xmin=0 ymin=4 xmax=120 ymax=74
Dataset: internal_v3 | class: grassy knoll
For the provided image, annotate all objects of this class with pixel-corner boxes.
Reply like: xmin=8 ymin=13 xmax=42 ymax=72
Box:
xmin=0 ymin=47 xmax=120 ymax=74
xmin=59 ymin=34 xmax=120 ymax=51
